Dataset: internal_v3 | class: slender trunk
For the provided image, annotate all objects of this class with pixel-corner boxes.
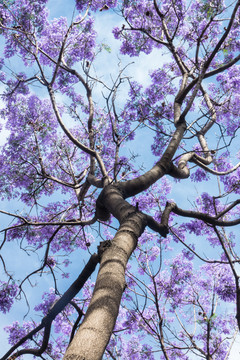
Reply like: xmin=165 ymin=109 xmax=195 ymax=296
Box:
xmin=63 ymin=208 xmax=147 ymax=360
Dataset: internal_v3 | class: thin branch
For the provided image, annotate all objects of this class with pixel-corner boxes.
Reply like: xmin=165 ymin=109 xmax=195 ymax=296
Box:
xmin=0 ymin=209 xmax=97 ymax=230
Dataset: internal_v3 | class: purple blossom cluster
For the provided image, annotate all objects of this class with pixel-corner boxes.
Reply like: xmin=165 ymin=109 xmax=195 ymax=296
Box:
xmin=39 ymin=16 xmax=96 ymax=67
xmin=109 ymin=251 xmax=236 ymax=359
xmin=120 ymin=71 xmax=176 ymax=157
xmin=0 ymin=281 xmax=18 ymax=314
xmin=0 ymin=0 xmax=240 ymax=359
xmin=4 ymin=321 xmax=34 ymax=346
xmin=190 ymin=167 xmax=210 ymax=182
xmin=34 ymin=288 xmax=75 ymax=340
xmin=75 ymin=0 xmax=117 ymax=12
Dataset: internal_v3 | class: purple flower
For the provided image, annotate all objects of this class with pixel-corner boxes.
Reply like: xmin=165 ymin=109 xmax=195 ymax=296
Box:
xmin=0 ymin=281 xmax=18 ymax=314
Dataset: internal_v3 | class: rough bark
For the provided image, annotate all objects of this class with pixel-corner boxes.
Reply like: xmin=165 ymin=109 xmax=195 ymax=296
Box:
xmin=63 ymin=207 xmax=147 ymax=360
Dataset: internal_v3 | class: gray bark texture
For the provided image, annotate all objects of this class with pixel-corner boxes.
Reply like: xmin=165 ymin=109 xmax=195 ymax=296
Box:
xmin=63 ymin=208 xmax=147 ymax=360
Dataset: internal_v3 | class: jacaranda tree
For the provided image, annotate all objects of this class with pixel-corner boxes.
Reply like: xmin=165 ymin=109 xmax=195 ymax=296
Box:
xmin=0 ymin=0 xmax=240 ymax=359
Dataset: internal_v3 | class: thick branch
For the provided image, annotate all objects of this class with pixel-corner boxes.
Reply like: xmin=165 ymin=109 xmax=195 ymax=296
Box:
xmin=1 ymin=254 xmax=99 ymax=360
xmin=119 ymin=122 xmax=186 ymax=198
xmin=192 ymin=158 xmax=240 ymax=176
xmin=145 ymin=214 xmax=169 ymax=237
xmin=164 ymin=201 xmax=240 ymax=227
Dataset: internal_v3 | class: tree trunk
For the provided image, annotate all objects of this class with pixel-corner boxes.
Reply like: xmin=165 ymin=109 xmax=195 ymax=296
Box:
xmin=63 ymin=197 xmax=147 ymax=360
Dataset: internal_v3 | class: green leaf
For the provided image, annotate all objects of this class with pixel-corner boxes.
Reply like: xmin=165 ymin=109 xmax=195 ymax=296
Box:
xmin=101 ymin=43 xmax=111 ymax=53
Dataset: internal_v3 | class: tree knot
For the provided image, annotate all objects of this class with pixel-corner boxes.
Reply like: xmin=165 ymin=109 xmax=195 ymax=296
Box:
xmin=97 ymin=240 xmax=112 ymax=260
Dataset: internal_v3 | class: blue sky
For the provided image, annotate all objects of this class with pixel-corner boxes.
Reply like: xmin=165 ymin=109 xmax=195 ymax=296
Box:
xmin=0 ymin=1 xmax=240 ymax=358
